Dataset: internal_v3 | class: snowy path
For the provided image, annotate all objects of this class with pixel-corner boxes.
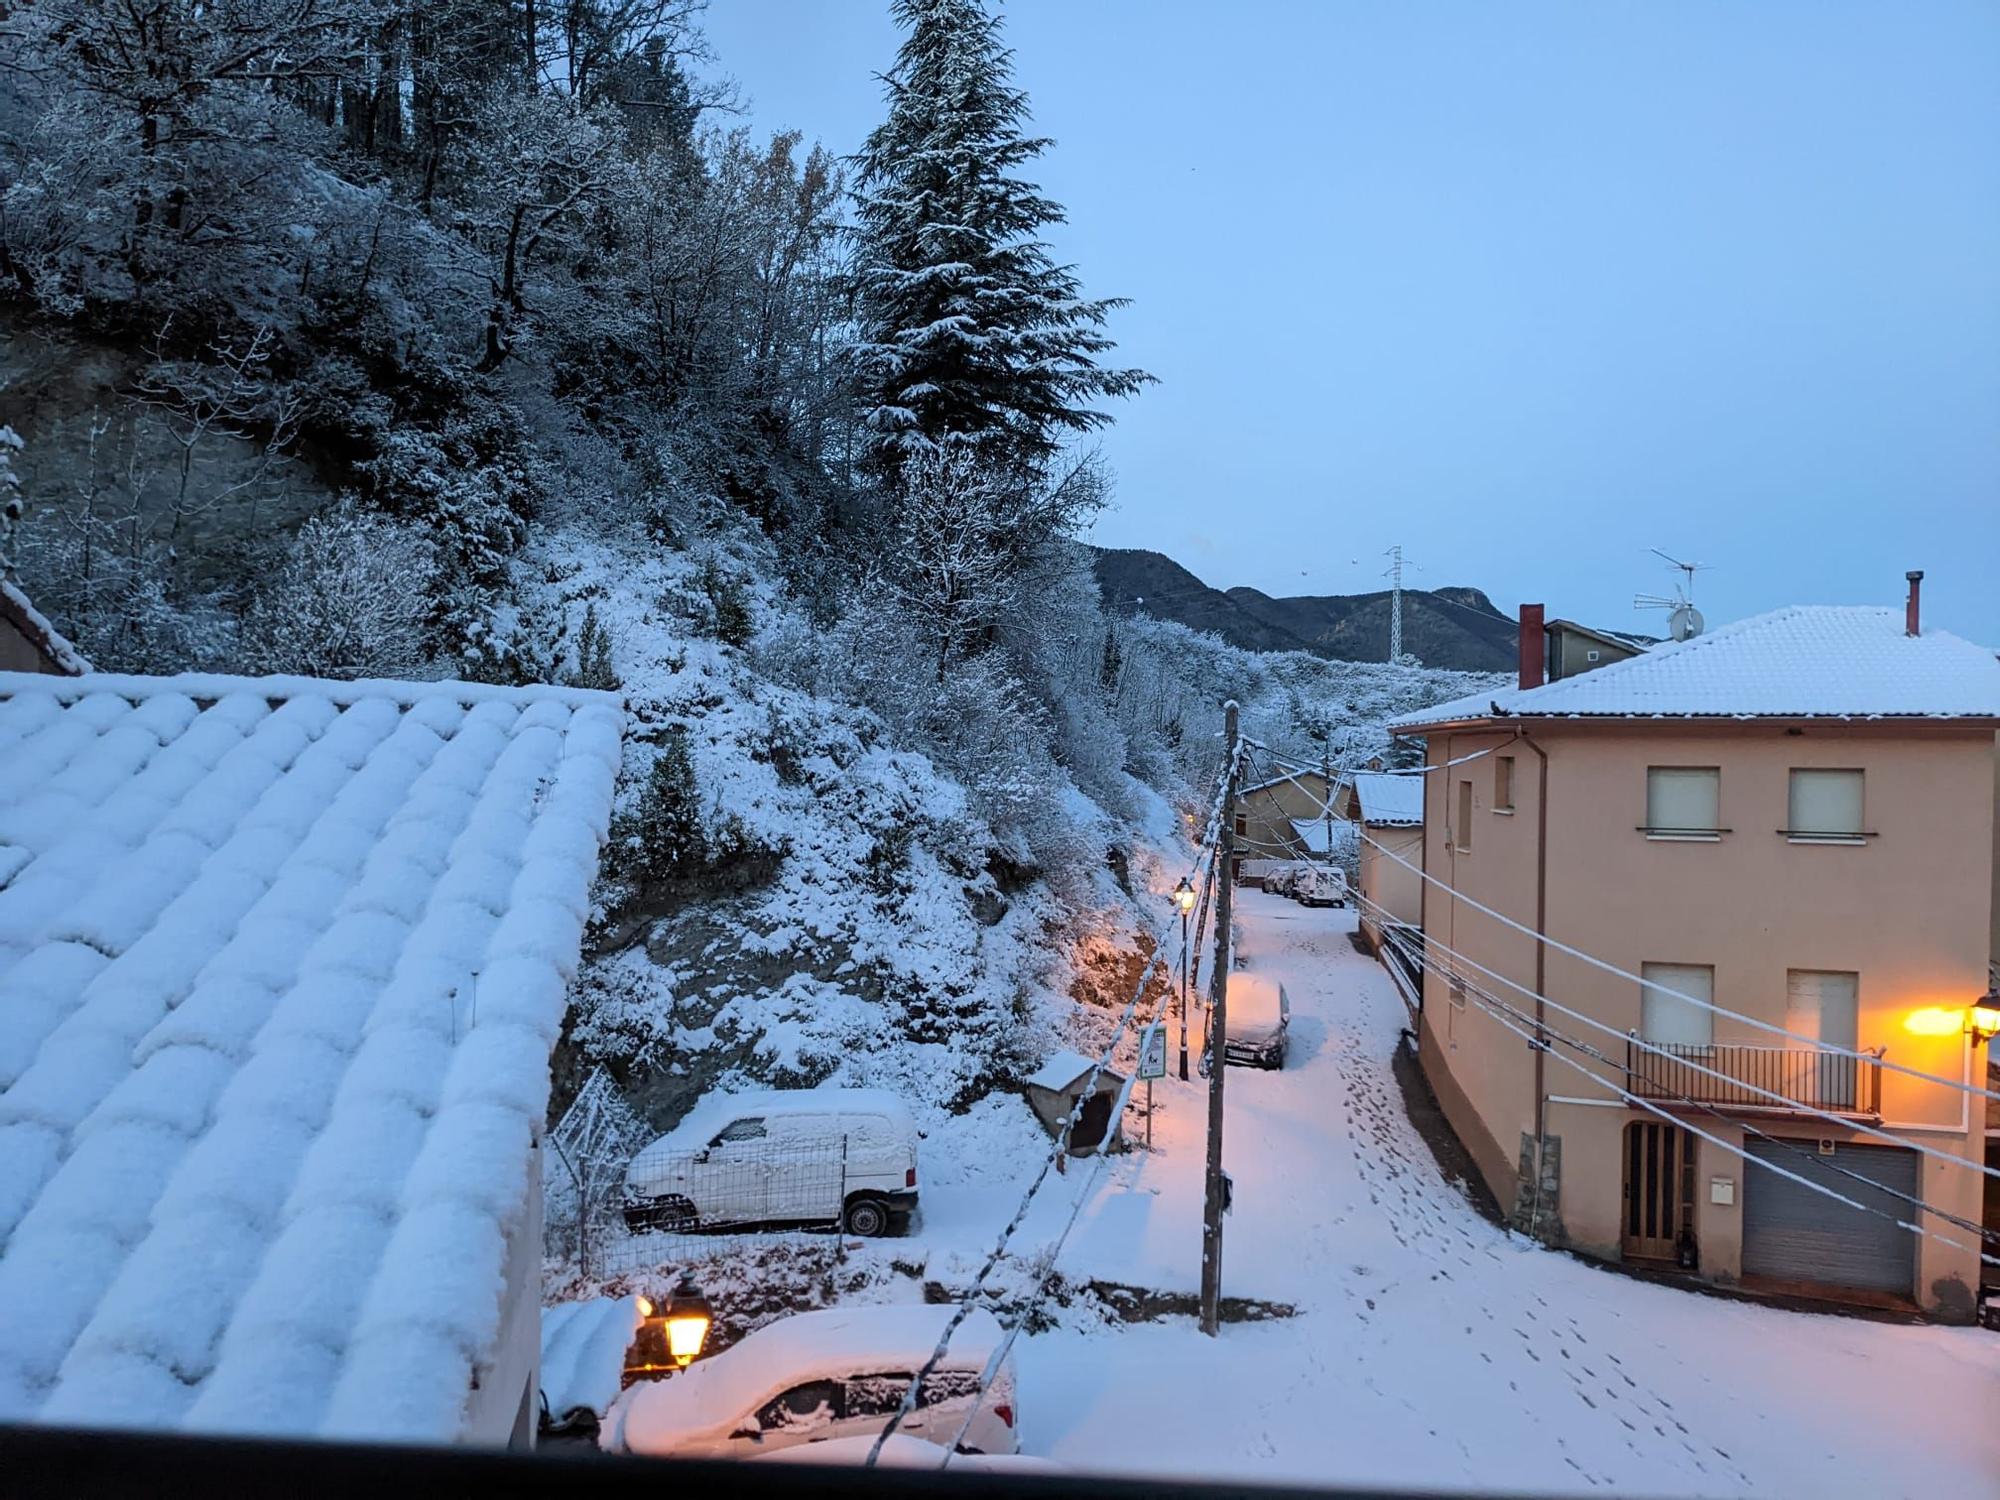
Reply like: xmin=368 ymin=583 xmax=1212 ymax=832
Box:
xmin=992 ymin=890 xmax=2000 ymax=1496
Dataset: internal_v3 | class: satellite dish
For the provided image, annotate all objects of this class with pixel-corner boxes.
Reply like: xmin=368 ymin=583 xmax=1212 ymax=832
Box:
xmin=1669 ymin=604 xmax=1705 ymax=642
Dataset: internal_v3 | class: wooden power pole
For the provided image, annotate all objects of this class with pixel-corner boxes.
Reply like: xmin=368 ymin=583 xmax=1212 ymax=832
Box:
xmin=1200 ymin=700 xmax=1239 ymax=1337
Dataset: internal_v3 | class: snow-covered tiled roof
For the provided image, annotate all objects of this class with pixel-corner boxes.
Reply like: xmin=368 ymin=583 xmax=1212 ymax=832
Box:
xmin=0 ymin=669 xmax=622 ymax=1442
xmin=0 ymin=580 xmax=89 ymax=675
xmin=1351 ymin=772 xmax=1424 ymax=827
xmin=1389 ymin=607 xmax=2000 ymax=730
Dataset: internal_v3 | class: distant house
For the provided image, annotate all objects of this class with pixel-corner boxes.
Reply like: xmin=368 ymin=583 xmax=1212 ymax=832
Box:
xmin=1350 ymin=771 xmax=1424 ymax=951
xmin=0 ymin=668 xmax=622 ymax=1445
xmin=0 ymin=580 xmax=87 ymax=676
xmin=1388 ymin=579 xmax=2000 ymax=1318
xmin=1233 ymin=768 xmax=1346 ymax=880
xmin=1543 ymin=617 xmax=1647 ymax=682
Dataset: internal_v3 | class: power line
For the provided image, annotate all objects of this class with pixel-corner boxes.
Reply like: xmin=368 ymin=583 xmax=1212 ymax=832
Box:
xmin=1249 ymin=748 xmax=2000 ymax=1107
xmin=1350 ymin=888 xmax=2000 ymax=1199
xmin=1337 ymin=880 xmax=2000 ymax=1183
xmin=866 ymin=734 xmax=1246 ymax=1465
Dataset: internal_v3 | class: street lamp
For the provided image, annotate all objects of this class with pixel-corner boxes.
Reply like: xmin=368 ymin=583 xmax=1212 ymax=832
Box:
xmin=624 ymin=1278 xmax=714 ymax=1386
xmin=1173 ymin=876 xmax=1196 ymax=1080
xmin=1969 ymin=988 xmax=2000 ymax=1045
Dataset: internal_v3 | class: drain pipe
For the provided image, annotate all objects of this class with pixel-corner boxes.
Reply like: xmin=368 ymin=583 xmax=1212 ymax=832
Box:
xmin=1519 ymin=726 xmax=1551 ymax=1239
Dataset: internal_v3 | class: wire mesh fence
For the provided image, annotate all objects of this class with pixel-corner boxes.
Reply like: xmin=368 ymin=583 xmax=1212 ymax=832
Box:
xmin=546 ymin=1069 xmax=860 ymax=1282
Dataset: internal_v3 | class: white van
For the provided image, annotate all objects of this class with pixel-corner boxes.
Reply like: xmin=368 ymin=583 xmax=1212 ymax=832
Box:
xmin=1296 ymin=866 xmax=1348 ymax=908
xmin=623 ymin=1089 xmax=920 ymax=1238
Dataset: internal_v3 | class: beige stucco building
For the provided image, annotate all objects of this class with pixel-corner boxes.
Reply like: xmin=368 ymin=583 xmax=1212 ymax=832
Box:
xmin=1389 ymin=585 xmax=2000 ymax=1320
xmin=1233 ymin=768 xmax=1337 ymax=880
xmin=1351 ymin=771 xmax=1423 ymax=950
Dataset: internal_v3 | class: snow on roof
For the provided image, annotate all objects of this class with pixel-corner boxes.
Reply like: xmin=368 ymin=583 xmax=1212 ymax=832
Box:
xmin=0 ymin=580 xmax=89 ymax=675
xmin=654 ymin=1087 xmax=918 ymax=1150
xmin=1239 ymin=769 xmax=1325 ymax=797
xmin=1389 ymin=607 xmax=2000 ymax=730
xmin=0 ymin=669 xmax=622 ymax=1443
xmin=1351 ymin=772 xmax=1424 ymax=827
xmin=1023 ymin=1049 xmax=1104 ymax=1093
xmin=1287 ymin=818 xmax=1356 ymax=856
xmin=611 ymin=1305 xmax=1005 ymax=1454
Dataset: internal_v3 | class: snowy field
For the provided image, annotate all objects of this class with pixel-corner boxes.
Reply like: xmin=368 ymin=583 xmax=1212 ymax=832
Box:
xmin=903 ymin=891 xmax=2000 ymax=1496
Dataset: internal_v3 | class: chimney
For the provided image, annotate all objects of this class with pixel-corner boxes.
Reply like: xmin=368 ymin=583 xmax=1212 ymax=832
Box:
xmin=1518 ymin=603 xmax=1546 ymax=691
xmin=1904 ymin=571 xmax=1923 ymax=637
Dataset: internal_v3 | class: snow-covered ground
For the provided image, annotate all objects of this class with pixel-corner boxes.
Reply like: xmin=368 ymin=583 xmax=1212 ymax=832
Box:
xmin=917 ymin=891 xmax=2000 ymax=1495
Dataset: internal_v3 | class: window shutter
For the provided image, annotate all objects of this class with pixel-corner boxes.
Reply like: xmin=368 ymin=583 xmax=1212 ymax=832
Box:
xmin=1788 ymin=770 xmax=1863 ymax=835
xmin=1641 ymin=963 xmax=1715 ymax=1048
xmin=1646 ymin=768 xmax=1719 ymax=832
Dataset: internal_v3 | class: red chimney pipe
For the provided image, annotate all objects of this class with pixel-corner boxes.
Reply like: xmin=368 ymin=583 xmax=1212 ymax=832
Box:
xmin=1904 ymin=571 xmax=1923 ymax=637
xmin=1518 ymin=603 xmax=1546 ymax=691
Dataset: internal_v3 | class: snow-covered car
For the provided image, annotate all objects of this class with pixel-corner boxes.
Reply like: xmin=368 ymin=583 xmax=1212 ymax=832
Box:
xmin=1261 ymin=862 xmax=1306 ymax=894
xmin=1222 ymin=973 xmax=1290 ymax=1069
xmin=600 ymin=1305 xmax=1020 ymax=1461
xmin=756 ymin=1435 xmax=1060 ymax=1471
xmin=1296 ymin=866 xmax=1348 ymax=908
xmin=623 ymin=1089 xmax=919 ymax=1237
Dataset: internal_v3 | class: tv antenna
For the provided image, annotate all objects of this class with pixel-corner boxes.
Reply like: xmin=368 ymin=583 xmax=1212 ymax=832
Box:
xmin=1634 ymin=548 xmax=1709 ymax=642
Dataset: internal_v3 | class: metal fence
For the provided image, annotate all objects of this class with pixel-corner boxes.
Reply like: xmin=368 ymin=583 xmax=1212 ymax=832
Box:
xmin=545 ymin=1070 xmax=859 ymax=1283
xmin=1626 ymin=1038 xmax=1884 ymax=1116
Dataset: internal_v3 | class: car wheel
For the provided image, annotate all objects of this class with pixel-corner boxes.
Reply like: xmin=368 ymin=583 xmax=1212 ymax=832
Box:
xmin=844 ymin=1196 xmax=892 ymax=1237
xmin=624 ymin=1195 xmax=698 ymax=1234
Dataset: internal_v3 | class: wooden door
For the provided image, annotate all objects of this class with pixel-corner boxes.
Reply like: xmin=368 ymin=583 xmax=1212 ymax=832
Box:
xmin=1622 ymin=1121 xmax=1694 ymax=1262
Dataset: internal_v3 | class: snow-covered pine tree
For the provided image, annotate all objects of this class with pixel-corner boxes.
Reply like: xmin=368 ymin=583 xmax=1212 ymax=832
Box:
xmin=850 ymin=0 xmax=1150 ymax=477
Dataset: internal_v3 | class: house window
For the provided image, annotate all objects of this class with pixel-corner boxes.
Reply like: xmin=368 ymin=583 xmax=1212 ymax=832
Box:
xmin=1644 ymin=767 xmax=1721 ymax=839
xmin=1786 ymin=769 xmax=1864 ymax=843
xmin=1234 ymin=815 xmax=1247 ymax=837
xmin=1784 ymin=970 xmax=1859 ymax=1048
xmin=1454 ymin=781 xmax=1473 ymax=852
xmin=1494 ymin=755 xmax=1515 ymax=813
xmin=1640 ymin=963 xmax=1715 ymax=1049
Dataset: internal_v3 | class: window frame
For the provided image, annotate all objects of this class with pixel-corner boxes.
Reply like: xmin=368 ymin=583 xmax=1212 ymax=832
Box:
xmin=1641 ymin=766 xmax=1726 ymax=841
xmin=1782 ymin=768 xmax=1869 ymax=845
xmin=1639 ymin=962 xmax=1716 ymax=1051
xmin=710 ymin=1117 xmax=768 ymax=1147
xmin=1493 ymin=755 xmax=1515 ymax=814
xmin=1454 ymin=780 xmax=1474 ymax=853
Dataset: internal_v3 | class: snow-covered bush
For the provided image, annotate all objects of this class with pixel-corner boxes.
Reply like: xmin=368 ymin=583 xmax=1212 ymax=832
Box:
xmin=239 ymin=506 xmax=438 ymax=680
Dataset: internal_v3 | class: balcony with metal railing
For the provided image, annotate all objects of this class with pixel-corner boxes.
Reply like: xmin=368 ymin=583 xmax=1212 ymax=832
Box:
xmin=1626 ymin=1037 xmax=1884 ymax=1118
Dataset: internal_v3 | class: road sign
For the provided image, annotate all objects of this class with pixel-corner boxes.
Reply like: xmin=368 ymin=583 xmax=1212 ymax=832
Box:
xmin=1138 ymin=1021 xmax=1167 ymax=1081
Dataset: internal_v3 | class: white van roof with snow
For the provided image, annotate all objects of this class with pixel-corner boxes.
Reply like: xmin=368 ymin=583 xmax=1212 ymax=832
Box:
xmin=660 ymin=1087 xmax=917 ymax=1150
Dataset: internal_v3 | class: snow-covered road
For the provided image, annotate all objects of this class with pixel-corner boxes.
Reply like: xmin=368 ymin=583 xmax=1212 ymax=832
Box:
xmin=998 ymin=890 xmax=2000 ymax=1496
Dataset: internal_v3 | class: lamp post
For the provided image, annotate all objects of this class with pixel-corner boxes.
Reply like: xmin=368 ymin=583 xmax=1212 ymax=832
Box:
xmin=1173 ymin=876 xmax=1196 ymax=1080
xmin=1969 ymin=988 xmax=2000 ymax=1046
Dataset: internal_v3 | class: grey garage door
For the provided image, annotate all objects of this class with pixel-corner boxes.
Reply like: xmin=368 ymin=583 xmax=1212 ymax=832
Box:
xmin=1741 ymin=1138 xmax=1918 ymax=1296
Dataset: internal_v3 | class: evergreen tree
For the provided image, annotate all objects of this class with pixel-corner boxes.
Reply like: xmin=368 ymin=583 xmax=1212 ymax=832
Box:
xmin=850 ymin=0 xmax=1150 ymax=477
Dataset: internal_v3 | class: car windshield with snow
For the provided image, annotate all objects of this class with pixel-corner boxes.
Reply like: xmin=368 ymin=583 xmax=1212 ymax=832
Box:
xmin=623 ymin=1089 xmax=920 ymax=1237
xmin=600 ymin=1306 xmax=1018 ymax=1461
xmin=1222 ymin=974 xmax=1290 ymax=1070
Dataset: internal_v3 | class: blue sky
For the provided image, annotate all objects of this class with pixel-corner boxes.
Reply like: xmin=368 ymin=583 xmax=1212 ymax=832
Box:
xmin=701 ymin=1 xmax=2000 ymax=642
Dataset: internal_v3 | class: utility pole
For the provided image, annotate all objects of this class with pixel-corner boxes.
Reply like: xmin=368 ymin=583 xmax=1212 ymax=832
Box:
xmin=1322 ymin=739 xmax=1334 ymax=864
xmin=1200 ymin=701 xmax=1239 ymax=1337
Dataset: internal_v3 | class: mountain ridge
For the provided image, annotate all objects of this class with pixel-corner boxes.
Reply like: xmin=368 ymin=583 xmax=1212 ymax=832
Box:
xmin=1091 ymin=546 xmax=1527 ymax=672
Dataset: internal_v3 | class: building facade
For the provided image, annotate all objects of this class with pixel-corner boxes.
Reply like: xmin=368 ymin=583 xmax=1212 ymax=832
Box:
xmin=1390 ymin=590 xmax=2000 ymax=1319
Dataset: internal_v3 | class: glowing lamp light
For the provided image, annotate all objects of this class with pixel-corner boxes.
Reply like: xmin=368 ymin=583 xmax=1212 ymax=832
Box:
xmin=1172 ymin=876 xmax=1196 ymax=915
xmin=1903 ymin=1007 xmax=1965 ymax=1038
xmin=663 ymin=1282 xmax=713 ymax=1368
xmin=1970 ymin=1000 xmax=2000 ymax=1045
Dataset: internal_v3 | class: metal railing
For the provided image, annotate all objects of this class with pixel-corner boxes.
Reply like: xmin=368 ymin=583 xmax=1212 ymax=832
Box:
xmin=1626 ymin=1037 xmax=1883 ymax=1116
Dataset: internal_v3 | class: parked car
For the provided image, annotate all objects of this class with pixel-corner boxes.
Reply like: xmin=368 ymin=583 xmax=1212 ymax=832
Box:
xmin=600 ymin=1305 xmax=1020 ymax=1461
xmin=623 ymin=1089 xmax=919 ymax=1237
xmin=1261 ymin=862 xmax=1306 ymax=894
xmin=1296 ymin=866 xmax=1348 ymax=907
xmin=1222 ymin=973 xmax=1290 ymax=1069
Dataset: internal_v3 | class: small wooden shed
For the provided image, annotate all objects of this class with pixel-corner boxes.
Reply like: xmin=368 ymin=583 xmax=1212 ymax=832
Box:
xmin=1022 ymin=1049 xmax=1127 ymax=1156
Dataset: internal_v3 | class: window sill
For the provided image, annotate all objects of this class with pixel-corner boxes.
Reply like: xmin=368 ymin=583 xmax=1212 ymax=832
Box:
xmin=1783 ymin=833 xmax=1868 ymax=847
xmin=1638 ymin=830 xmax=1725 ymax=842
xmin=1492 ymin=806 xmax=1515 ymax=816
